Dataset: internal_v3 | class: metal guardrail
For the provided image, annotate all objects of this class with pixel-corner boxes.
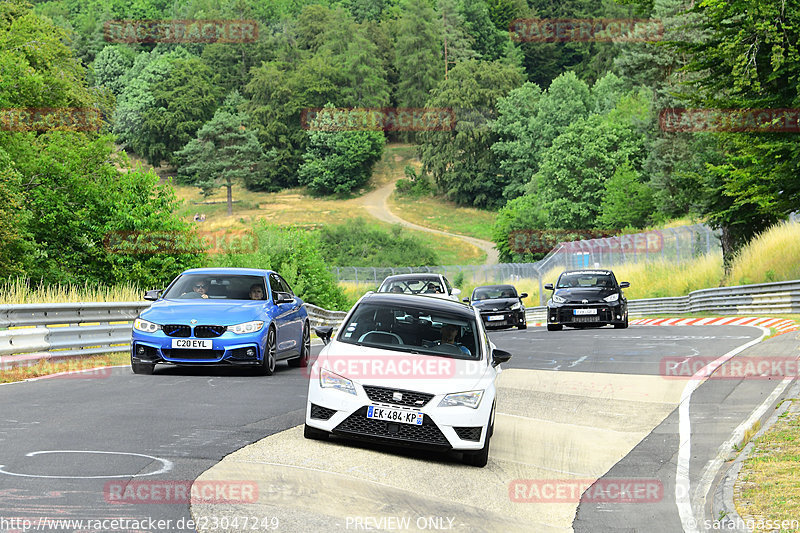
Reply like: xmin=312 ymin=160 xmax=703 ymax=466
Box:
xmin=0 ymin=301 xmax=346 ymax=368
xmin=1 ymin=279 xmax=797 ymax=367
xmin=628 ymin=280 xmax=800 ymax=316
xmin=0 ymin=302 xmax=150 ymax=368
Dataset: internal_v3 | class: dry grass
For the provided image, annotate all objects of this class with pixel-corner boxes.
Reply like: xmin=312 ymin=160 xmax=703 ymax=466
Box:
xmin=1 ymin=278 xmax=143 ymax=304
xmin=736 ymin=398 xmax=800 ymax=532
xmin=0 ymin=352 xmax=129 ymax=383
xmin=727 ymin=220 xmax=800 ymax=286
xmin=388 ymin=193 xmax=497 ymax=241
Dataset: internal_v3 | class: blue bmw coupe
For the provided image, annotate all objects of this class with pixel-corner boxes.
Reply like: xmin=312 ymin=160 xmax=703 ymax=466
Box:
xmin=131 ymin=268 xmax=310 ymax=375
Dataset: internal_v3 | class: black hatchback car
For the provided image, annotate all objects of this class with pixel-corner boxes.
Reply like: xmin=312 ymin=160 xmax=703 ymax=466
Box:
xmin=544 ymin=270 xmax=629 ymax=331
xmin=464 ymin=284 xmax=528 ymax=329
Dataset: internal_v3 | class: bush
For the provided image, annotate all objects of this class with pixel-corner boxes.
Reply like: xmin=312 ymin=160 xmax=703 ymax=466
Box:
xmin=395 ymin=165 xmax=433 ymax=197
xmin=317 ymin=218 xmax=439 ymax=267
xmin=205 ymin=222 xmax=350 ymax=310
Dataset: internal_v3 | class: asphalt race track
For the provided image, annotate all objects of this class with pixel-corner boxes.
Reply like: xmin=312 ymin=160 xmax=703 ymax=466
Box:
xmin=1 ymin=323 xmax=793 ymax=533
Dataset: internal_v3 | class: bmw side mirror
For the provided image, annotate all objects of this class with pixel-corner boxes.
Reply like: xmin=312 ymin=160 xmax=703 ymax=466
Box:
xmin=492 ymin=349 xmax=512 ymax=367
xmin=451 ymin=288 xmax=461 ymax=297
xmin=314 ymin=326 xmax=333 ymax=345
xmin=462 ymin=298 xmax=470 ymax=303
xmin=619 ymin=282 xmax=630 ymax=288
xmin=144 ymin=290 xmax=161 ymax=301
xmin=275 ymin=292 xmax=294 ymax=304
xmin=544 ymin=283 xmax=554 ymax=291
xmin=519 ymin=292 xmax=528 ymax=299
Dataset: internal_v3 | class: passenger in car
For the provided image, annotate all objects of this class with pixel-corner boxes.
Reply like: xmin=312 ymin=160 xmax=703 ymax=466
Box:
xmin=249 ymin=284 xmax=264 ymax=300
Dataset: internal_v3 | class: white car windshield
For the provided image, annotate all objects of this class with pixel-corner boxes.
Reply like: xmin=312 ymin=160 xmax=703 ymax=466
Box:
xmin=338 ymin=303 xmax=480 ymax=360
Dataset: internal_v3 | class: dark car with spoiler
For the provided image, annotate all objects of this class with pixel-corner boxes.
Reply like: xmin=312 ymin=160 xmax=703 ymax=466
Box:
xmin=464 ymin=284 xmax=527 ymax=330
xmin=544 ymin=269 xmax=629 ymax=331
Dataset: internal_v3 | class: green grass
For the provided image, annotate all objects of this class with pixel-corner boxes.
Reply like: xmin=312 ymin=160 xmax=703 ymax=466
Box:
xmin=736 ymin=398 xmax=800 ymax=532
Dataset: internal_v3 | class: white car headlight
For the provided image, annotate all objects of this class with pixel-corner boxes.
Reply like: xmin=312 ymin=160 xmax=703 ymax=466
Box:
xmin=552 ymin=294 xmax=566 ymax=304
xmin=603 ymin=293 xmax=619 ymax=302
xmin=320 ymin=368 xmax=357 ymax=395
xmin=133 ymin=318 xmax=160 ymax=333
xmin=230 ymin=321 xmax=264 ymax=334
xmin=511 ymin=302 xmax=522 ymax=310
xmin=439 ymin=390 xmax=484 ymax=409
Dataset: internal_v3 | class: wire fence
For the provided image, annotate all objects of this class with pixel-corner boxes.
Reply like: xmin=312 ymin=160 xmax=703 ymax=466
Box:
xmin=331 ymin=224 xmax=722 ymax=299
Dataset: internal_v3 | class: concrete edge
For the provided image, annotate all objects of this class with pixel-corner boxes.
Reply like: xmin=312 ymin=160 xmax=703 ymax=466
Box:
xmin=711 ymin=379 xmax=800 ymax=532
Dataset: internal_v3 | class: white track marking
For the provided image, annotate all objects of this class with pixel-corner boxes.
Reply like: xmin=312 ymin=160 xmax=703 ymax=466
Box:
xmin=675 ymin=328 xmax=767 ymax=533
xmin=0 ymin=450 xmax=173 ymax=479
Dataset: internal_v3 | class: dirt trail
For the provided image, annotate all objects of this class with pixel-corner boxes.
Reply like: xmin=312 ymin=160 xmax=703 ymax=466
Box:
xmin=360 ymin=179 xmax=499 ymax=265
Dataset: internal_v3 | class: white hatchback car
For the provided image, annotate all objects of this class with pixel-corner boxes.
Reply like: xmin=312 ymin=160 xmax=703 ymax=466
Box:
xmin=304 ymin=292 xmax=511 ymax=467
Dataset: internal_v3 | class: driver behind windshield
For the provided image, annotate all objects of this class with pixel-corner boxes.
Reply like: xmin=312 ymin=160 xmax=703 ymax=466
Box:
xmin=182 ymin=279 xmax=209 ymax=298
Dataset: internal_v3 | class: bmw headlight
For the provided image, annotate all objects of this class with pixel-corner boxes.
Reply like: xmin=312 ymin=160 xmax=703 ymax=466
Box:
xmin=552 ymin=294 xmax=566 ymax=304
xmin=320 ymin=368 xmax=356 ymax=395
xmin=133 ymin=318 xmax=160 ymax=333
xmin=603 ymin=293 xmax=619 ymax=302
xmin=511 ymin=302 xmax=522 ymax=310
xmin=230 ymin=321 xmax=264 ymax=334
xmin=439 ymin=390 xmax=484 ymax=409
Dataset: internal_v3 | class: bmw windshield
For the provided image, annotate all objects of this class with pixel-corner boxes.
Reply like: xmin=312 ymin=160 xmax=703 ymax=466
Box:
xmin=162 ymin=274 xmax=267 ymax=300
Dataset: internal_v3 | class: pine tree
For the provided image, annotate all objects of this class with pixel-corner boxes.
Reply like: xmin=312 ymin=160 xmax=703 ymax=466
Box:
xmin=175 ymin=92 xmax=265 ymax=216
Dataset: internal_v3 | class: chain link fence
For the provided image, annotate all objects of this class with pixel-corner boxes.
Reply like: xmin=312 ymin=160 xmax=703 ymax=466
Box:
xmin=332 ymin=224 xmax=722 ymax=301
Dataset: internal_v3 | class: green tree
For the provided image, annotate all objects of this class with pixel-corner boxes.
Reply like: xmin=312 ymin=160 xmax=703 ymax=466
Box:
xmin=491 ymin=193 xmax=549 ymax=262
xmin=298 ymin=104 xmax=385 ymax=196
xmin=459 ymin=0 xmax=507 ymax=61
xmin=418 ymin=59 xmax=523 ymax=208
xmin=597 ymin=161 xmax=655 ymax=229
xmin=394 ymin=0 xmax=443 ymax=108
xmin=336 ymin=32 xmax=391 ymax=107
xmin=530 ymin=91 xmax=651 ymax=229
xmin=112 ymin=48 xmax=191 ymax=157
xmin=490 ymin=72 xmax=592 ymax=199
xmin=139 ymin=56 xmax=222 ymax=165
xmin=91 ymin=45 xmax=134 ymax=96
xmin=175 ymin=92 xmax=265 ymax=216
